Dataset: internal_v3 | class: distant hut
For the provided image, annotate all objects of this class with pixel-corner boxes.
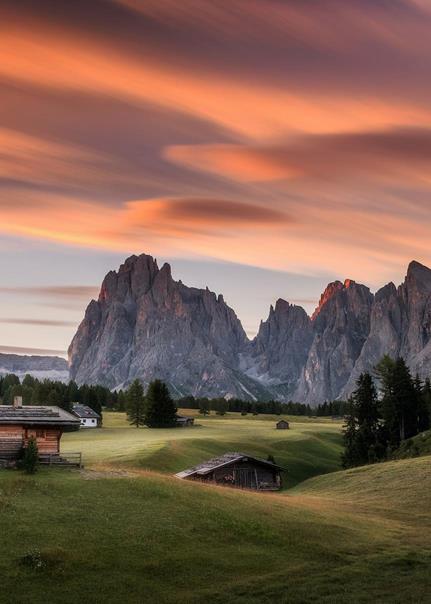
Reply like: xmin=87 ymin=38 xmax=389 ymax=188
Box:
xmin=0 ymin=397 xmax=80 ymax=466
xmin=71 ymin=404 xmax=102 ymax=428
xmin=176 ymin=452 xmax=285 ymax=490
xmin=176 ymin=415 xmax=194 ymax=427
xmin=276 ymin=419 xmax=290 ymax=430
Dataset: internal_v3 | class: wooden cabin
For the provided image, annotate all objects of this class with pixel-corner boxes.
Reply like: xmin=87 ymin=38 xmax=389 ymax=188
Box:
xmin=71 ymin=404 xmax=102 ymax=428
xmin=176 ymin=452 xmax=285 ymax=490
xmin=276 ymin=419 xmax=290 ymax=430
xmin=176 ymin=415 xmax=195 ymax=427
xmin=0 ymin=398 xmax=80 ymax=465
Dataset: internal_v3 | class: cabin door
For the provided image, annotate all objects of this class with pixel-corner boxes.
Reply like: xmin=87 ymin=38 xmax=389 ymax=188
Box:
xmin=233 ymin=468 xmax=257 ymax=489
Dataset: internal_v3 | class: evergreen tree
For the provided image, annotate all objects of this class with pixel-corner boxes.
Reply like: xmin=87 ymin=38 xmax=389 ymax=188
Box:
xmin=117 ymin=390 xmax=127 ymax=412
xmin=392 ymin=358 xmax=418 ymax=441
xmin=341 ymin=409 xmax=360 ymax=468
xmin=419 ymin=378 xmax=431 ymax=432
xmin=144 ymin=380 xmax=177 ymax=428
xmin=199 ymin=399 xmax=210 ymax=415
xmin=375 ymin=356 xmax=399 ymax=446
xmin=125 ymin=380 xmax=146 ymax=428
xmin=341 ymin=373 xmax=381 ymax=468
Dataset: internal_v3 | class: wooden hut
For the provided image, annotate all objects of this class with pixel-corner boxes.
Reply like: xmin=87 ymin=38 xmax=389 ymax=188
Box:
xmin=175 ymin=452 xmax=284 ymax=490
xmin=276 ymin=419 xmax=290 ymax=430
xmin=175 ymin=415 xmax=195 ymax=427
xmin=0 ymin=398 xmax=80 ymax=465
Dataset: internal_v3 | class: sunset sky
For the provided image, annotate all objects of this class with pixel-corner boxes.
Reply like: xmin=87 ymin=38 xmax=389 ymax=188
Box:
xmin=2 ymin=0 xmax=431 ymax=357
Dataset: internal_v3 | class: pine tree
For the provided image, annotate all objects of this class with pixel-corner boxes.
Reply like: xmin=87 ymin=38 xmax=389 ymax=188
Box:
xmin=341 ymin=373 xmax=381 ymax=468
xmin=126 ymin=380 xmax=146 ymax=428
xmin=419 ymin=378 xmax=431 ymax=432
xmin=393 ymin=358 xmax=418 ymax=441
xmin=341 ymin=408 xmax=360 ymax=468
xmin=144 ymin=380 xmax=177 ymax=428
xmin=199 ymin=399 xmax=210 ymax=415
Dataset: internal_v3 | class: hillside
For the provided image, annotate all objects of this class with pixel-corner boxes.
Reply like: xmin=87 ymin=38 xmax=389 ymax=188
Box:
xmin=393 ymin=429 xmax=431 ymax=460
xmin=1 ymin=455 xmax=430 ymax=603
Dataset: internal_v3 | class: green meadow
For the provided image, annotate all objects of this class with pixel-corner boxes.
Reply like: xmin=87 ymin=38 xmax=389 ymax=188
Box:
xmin=61 ymin=411 xmax=343 ymax=487
xmin=1 ymin=412 xmax=430 ymax=603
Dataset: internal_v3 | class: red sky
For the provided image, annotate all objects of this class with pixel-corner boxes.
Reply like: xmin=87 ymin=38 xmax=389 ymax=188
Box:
xmin=1 ymin=0 xmax=431 ymax=354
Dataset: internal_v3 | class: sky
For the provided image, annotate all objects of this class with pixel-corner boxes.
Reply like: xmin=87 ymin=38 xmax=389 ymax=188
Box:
xmin=2 ymin=0 xmax=431 ymax=357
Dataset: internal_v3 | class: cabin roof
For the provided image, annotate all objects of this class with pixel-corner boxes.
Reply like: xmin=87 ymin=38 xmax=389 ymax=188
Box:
xmin=276 ymin=419 xmax=289 ymax=424
xmin=175 ymin=452 xmax=285 ymax=479
xmin=72 ymin=404 xmax=101 ymax=419
xmin=0 ymin=405 xmax=80 ymax=427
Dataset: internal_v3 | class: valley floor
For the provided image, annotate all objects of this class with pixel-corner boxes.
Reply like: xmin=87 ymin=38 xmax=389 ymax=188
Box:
xmin=1 ymin=413 xmax=430 ymax=603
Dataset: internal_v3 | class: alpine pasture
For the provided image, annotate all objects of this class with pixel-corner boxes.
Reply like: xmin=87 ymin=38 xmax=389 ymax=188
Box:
xmin=1 ymin=412 xmax=431 ymax=603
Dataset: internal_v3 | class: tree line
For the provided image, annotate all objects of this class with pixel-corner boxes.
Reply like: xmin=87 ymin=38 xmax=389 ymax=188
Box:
xmin=176 ymin=395 xmax=350 ymax=417
xmin=0 ymin=373 xmax=351 ymax=417
xmin=342 ymin=355 xmax=431 ymax=468
xmin=0 ymin=374 xmax=113 ymax=415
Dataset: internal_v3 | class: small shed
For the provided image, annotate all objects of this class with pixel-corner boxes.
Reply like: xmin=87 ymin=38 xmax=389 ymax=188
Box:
xmin=0 ymin=398 xmax=80 ymax=464
xmin=72 ymin=404 xmax=101 ymax=428
xmin=176 ymin=415 xmax=194 ymax=427
xmin=276 ymin=419 xmax=290 ymax=430
xmin=176 ymin=452 xmax=284 ymax=490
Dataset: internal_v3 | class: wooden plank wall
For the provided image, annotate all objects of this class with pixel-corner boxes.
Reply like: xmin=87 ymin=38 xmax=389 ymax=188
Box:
xmin=0 ymin=425 xmax=61 ymax=456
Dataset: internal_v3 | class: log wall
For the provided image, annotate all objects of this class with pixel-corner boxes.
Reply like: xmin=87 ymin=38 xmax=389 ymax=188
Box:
xmin=0 ymin=425 xmax=62 ymax=459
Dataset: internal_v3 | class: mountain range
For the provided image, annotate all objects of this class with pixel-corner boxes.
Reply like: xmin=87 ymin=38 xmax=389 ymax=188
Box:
xmin=0 ymin=353 xmax=69 ymax=382
xmin=67 ymin=254 xmax=431 ymax=404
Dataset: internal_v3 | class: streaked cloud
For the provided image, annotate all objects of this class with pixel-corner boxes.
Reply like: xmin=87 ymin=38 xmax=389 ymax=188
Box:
xmin=0 ymin=345 xmax=66 ymax=356
xmin=0 ymin=285 xmax=100 ymax=309
xmin=0 ymin=318 xmax=77 ymax=327
xmin=2 ymin=0 xmax=431 ymax=352
xmin=165 ymin=128 xmax=431 ymax=184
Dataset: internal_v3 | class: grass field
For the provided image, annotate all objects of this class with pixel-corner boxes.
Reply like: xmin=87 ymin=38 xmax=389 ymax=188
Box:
xmin=61 ymin=411 xmax=343 ymax=487
xmin=1 ymin=412 xmax=431 ymax=603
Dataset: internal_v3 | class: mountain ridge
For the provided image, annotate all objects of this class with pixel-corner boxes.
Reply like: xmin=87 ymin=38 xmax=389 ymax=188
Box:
xmin=68 ymin=254 xmax=431 ymax=404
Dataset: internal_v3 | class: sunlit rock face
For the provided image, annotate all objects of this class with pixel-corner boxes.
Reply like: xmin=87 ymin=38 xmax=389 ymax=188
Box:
xmin=69 ymin=255 xmax=431 ymax=404
xmin=294 ymin=279 xmax=374 ymax=404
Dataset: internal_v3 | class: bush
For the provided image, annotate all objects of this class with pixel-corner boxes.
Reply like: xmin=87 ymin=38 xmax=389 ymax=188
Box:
xmin=22 ymin=437 xmax=38 ymax=474
xmin=20 ymin=547 xmax=67 ymax=571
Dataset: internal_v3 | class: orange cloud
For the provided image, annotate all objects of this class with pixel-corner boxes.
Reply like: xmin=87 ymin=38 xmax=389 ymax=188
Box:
xmin=1 ymin=20 xmax=431 ymax=142
xmin=0 ymin=192 xmax=289 ymax=249
xmin=164 ymin=145 xmax=302 ymax=182
xmin=1 ymin=188 xmax=431 ymax=285
xmin=165 ymin=128 xmax=431 ymax=184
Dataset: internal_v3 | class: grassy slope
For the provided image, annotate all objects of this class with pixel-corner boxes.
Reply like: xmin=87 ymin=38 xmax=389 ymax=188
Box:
xmin=394 ymin=429 xmax=431 ymax=460
xmin=1 ymin=456 xmax=431 ymax=603
xmin=61 ymin=412 xmax=343 ymax=488
xmin=2 ymin=414 xmax=430 ymax=602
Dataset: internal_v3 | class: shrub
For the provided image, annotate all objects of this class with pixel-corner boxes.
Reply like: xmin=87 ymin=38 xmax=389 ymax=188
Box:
xmin=22 ymin=437 xmax=38 ymax=474
xmin=20 ymin=547 xmax=67 ymax=571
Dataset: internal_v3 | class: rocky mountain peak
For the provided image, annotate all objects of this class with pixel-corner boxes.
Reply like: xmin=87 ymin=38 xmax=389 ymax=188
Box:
xmin=404 ymin=260 xmax=431 ymax=292
xmin=311 ymin=280 xmax=343 ymax=320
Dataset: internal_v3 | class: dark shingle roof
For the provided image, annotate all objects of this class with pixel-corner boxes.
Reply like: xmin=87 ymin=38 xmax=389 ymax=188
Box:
xmin=0 ymin=405 xmax=80 ymax=427
xmin=71 ymin=404 xmax=100 ymax=419
xmin=175 ymin=452 xmax=284 ymax=479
